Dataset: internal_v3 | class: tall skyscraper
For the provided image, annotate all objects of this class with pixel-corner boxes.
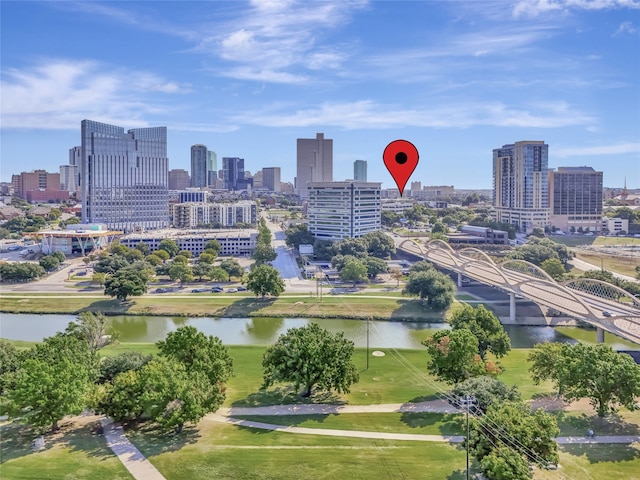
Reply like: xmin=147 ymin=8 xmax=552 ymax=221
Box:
xmin=222 ymin=157 xmax=247 ymax=191
xmin=296 ymin=133 xmax=333 ymax=198
xmin=493 ymin=141 xmax=549 ymax=232
xmin=262 ymin=167 xmax=281 ymax=192
xmin=190 ymin=144 xmax=208 ymax=188
xmin=207 ymin=150 xmax=217 ymax=186
xmin=80 ymin=120 xmax=169 ymax=231
xmin=354 ymin=160 xmax=367 ymax=182
xmin=549 ymin=166 xmax=603 ymax=233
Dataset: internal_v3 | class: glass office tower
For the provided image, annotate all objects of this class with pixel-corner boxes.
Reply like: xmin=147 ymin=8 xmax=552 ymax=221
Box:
xmin=81 ymin=120 xmax=169 ymax=232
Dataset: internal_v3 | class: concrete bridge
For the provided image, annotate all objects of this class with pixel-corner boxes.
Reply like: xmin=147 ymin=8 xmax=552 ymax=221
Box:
xmin=397 ymin=239 xmax=640 ymax=345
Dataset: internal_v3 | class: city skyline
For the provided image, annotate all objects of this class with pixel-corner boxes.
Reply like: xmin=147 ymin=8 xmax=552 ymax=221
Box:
xmin=1 ymin=1 xmax=639 ymax=189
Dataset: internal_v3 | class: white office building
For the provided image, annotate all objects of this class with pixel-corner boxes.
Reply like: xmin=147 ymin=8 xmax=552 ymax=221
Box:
xmin=307 ymin=181 xmax=381 ymax=240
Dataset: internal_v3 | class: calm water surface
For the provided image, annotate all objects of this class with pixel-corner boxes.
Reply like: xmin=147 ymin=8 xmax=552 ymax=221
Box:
xmin=2 ymin=313 xmax=636 ymax=350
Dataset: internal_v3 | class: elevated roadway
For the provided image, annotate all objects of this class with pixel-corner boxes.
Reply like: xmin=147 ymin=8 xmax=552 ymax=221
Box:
xmin=397 ymin=238 xmax=640 ymax=345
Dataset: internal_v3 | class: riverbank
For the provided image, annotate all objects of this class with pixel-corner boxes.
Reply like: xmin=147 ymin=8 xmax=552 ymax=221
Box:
xmin=0 ymin=292 xmax=457 ymax=321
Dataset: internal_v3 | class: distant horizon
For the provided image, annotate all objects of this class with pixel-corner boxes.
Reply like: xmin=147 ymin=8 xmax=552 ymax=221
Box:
xmin=2 ymin=1 xmax=638 ymax=189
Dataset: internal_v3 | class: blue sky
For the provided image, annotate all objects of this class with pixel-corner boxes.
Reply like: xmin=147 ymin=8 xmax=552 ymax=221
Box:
xmin=1 ymin=0 xmax=639 ymax=189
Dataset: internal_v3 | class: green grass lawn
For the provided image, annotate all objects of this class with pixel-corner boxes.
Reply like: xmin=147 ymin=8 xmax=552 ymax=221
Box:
xmin=127 ymin=419 xmax=470 ymax=480
xmin=0 ymin=417 xmax=133 ymax=480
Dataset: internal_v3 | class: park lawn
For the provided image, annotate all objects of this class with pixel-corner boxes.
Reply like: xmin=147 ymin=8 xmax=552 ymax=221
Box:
xmin=551 ymin=409 xmax=640 ymax=436
xmin=0 ymin=416 xmax=133 ymax=480
xmin=536 ymin=444 xmax=640 ymax=480
xmin=127 ymin=419 xmax=470 ymax=480
xmin=232 ymin=412 xmax=464 ymax=435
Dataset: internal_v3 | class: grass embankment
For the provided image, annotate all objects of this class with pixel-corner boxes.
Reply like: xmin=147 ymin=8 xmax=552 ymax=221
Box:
xmin=573 ymin=251 xmax=639 ymax=277
xmin=0 ymin=293 xmax=458 ymax=321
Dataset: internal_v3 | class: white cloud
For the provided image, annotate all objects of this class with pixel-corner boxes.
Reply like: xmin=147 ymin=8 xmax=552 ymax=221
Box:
xmin=613 ymin=21 xmax=639 ymax=36
xmin=513 ymin=0 xmax=640 ymax=18
xmin=197 ymin=0 xmax=366 ymax=83
xmin=231 ymin=99 xmax=594 ymax=129
xmin=1 ymin=59 xmax=191 ymax=129
xmin=554 ymin=142 xmax=640 ymax=156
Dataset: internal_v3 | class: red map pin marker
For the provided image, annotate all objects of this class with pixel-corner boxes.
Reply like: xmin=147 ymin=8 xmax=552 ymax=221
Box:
xmin=383 ymin=140 xmax=419 ymax=197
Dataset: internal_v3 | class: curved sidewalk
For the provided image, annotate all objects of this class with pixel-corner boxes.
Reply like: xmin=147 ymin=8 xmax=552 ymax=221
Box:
xmin=208 ymin=401 xmax=640 ymax=445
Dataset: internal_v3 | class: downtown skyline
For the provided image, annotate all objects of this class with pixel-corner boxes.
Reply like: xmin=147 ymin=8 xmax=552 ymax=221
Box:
xmin=1 ymin=0 xmax=639 ymax=189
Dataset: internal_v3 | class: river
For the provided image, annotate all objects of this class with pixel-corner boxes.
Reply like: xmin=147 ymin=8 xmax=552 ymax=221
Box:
xmin=1 ymin=313 xmax=638 ymax=350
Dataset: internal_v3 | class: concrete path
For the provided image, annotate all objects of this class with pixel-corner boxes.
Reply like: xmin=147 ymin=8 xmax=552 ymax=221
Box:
xmin=101 ymin=417 xmax=166 ymax=480
xmin=208 ymin=402 xmax=640 ymax=445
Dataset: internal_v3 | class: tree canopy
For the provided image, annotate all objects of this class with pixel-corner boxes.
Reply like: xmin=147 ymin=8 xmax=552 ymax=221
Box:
xmin=529 ymin=342 xmax=640 ymax=416
xmin=104 ymin=268 xmax=148 ymax=301
xmin=339 ymin=257 xmax=368 ymax=287
xmin=402 ymin=269 xmax=455 ymax=310
xmin=422 ymin=329 xmax=487 ymax=384
xmin=262 ymin=323 xmax=359 ymax=397
xmin=246 ymin=264 xmax=285 ymax=298
xmin=450 ymin=304 xmax=511 ymax=359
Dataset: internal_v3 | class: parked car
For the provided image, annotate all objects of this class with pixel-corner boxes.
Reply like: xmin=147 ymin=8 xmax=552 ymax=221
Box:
xmin=237 ymin=286 xmax=247 ymax=291
xmin=191 ymin=288 xmax=208 ymax=293
xmin=211 ymin=287 xmax=224 ymax=293
xmin=227 ymin=288 xmax=238 ymax=293
xmin=602 ymin=311 xmax=613 ymax=317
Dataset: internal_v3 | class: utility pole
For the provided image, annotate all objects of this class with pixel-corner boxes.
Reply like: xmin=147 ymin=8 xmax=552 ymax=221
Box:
xmin=461 ymin=394 xmax=475 ymax=480
xmin=366 ymin=316 xmax=370 ymax=370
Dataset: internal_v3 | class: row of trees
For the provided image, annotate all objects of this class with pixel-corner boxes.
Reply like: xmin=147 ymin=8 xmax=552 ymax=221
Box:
xmin=0 ymin=317 xmax=360 ymax=433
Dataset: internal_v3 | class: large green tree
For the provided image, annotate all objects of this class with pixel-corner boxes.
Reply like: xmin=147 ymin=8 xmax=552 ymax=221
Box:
xmin=252 ymin=243 xmax=277 ymax=265
xmin=169 ymin=262 xmax=194 ymax=286
xmin=403 ymin=269 xmax=455 ymax=310
xmin=422 ymin=329 xmax=486 ymax=384
xmin=468 ymin=400 xmax=559 ymax=477
xmin=158 ymin=238 xmax=180 ymax=258
xmin=262 ymin=323 xmax=359 ymax=397
xmin=534 ymin=343 xmax=640 ymax=416
xmin=246 ymin=264 xmax=285 ymax=298
xmin=0 ymin=340 xmax=20 ymax=394
xmin=361 ymin=231 xmax=396 ymax=258
xmin=220 ymin=258 xmax=244 ymax=279
xmin=104 ymin=268 xmax=148 ymax=301
xmin=285 ymin=224 xmax=315 ymax=248
xmin=7 ymin=335 xmax=94 ymax=431
xmin=139 ymin=358 xmax=223 ymax=432
xmin=339 ymin=257 xmax=368 ymax=287
xmin=156 ymin=326 xmax=234 ymax=387
xmin=450 ymin=304 xmax=511 ymax=359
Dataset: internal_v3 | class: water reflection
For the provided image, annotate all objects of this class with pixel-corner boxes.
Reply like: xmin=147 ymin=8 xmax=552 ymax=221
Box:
xmin=0 ymin=313 xmax=638 ymax=350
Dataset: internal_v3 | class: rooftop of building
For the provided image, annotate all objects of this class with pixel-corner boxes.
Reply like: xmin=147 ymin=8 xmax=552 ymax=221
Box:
xmin=120 ymin=228 xmax=258 ymax=239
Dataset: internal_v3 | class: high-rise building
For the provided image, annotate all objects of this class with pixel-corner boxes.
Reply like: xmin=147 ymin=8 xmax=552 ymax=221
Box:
xmin=222 ymin=157 xmax=250 ymax=191
xmin=492 ymin=141 xmax=549 ymax=232
xmin=262 ymin=167 xmax=281 ymax=192
xmin=80 ymin=119 xmax=169 ymax=231
xmin=307 ymin=181 xmax=381 ymax=240
xmin=190 ymin=144 xmax=208 ymax=188
xmin=549 ymin=166 xmax=603 ymax=233
xmin=207 ymin=151 xmax=217 ymax=186
xmin=60 ymin=165 xmax=79 ymax=193
xmin=168 ymin=169 xmax=191 ymax=190
xmin=296 ymin=133 xmax=333 ymax=198
xmin=354 ymin=160 xmax=367 ymax=182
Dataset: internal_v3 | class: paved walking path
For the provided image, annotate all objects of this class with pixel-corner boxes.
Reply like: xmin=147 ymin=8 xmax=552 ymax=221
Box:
xmin=100 ymin=417 xmax=166 ymax=480
xmin=207 ymin=401 xmax=640 ymax=445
